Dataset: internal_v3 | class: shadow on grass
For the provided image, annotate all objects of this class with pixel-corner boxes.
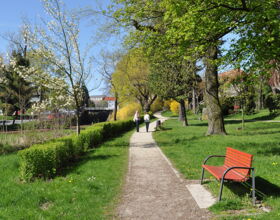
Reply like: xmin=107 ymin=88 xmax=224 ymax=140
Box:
xmin=257 ymin=146 xmax=280 ymax=156
xmin=224 ymin=176 xmax=280 ymax=201
xmin=254 ymin=176 xmax=280 ymax=199
xmin=155 ymin=127 xmax=172 ymax=131
xmin=252 ymin=113 xmax=280 ymax=121
xmin=59 ymin=152 xmax=119 ymax=177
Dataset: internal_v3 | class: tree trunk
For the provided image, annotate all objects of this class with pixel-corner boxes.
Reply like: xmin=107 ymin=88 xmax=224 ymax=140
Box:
xmin=179 ymin=99 xmax=188 ymax=126
xmin=113 ymin=97 xmax=118 ymax=121
xmin=256 ymin=79 xmax=263 ymax=110
xmin=204 ymin=45 xmax=226 ymax=135
xmin=76 ymin=110 xmax=81 ymax=135
xmin=192 ymin=88 xmax=196 ymax=114
xmin=144 ymin=102 xmax=151 ymax=112
xmin=143 ymin=95 xmax=157 ymax=112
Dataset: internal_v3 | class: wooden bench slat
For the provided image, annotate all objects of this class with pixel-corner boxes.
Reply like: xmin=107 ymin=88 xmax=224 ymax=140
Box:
xmin=202 ymin=165 xmax=249 ymax=182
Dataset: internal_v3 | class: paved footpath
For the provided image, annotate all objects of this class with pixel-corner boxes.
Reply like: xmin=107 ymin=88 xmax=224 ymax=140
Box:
xmin=116 ymin=113 xmax=212 ymax=220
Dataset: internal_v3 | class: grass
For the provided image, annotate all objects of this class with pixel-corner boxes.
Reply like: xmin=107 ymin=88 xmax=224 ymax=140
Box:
xmin=0 ymin=130 xmax=132 ymax=219
xmin=161 ymin=110 xmax=201 ymax=120
xmin=225 ymin=109 xmax=280 ymax=121
xmin=0 ymin=115 xmax=13 ymax=120
xmin=161 ymin=110 xmax=178 ymax=117
xmin=0 ymin=129 xmax=73 ymax=154
xmin=153 ymin=117 xmax=280 ymax=219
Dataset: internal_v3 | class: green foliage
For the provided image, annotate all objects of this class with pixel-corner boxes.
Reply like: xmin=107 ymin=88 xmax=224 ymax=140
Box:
xmin=220 ymin=97 xmax=235 ymax=115
xmin=265 ymin=93 xmax=280 ymax=113
xmin=0 ymin=51 xmax=35 ymax=115
xmin=112 ymin=48 xmax=157 ymax=111
xmin=18 ymin=119 xmax=134 ymax=181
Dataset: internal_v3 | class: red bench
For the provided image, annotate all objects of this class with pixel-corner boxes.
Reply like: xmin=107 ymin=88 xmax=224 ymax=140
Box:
xmin=201 ymin=147 xmax=255 ymax=205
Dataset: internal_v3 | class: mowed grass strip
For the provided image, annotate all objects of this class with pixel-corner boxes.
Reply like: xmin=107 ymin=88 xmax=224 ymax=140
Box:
xmin=0 ymin=130 xmax=133 ymax=220
xmin=153 ymin=119 xmax=280 ymax=219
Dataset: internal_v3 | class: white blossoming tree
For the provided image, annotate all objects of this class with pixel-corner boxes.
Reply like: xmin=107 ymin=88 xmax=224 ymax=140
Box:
xmin=25 ymin=0 xmax=93 ymax=134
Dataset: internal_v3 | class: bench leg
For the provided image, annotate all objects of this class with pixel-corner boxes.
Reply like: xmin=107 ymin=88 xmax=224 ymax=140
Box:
xmin=201 ymin=168 xmax=205 ymax=184
xmin=252 ymin=168 xmax=256 ymax=205
xmin=219 ymin=178 xmax=225 ymax=201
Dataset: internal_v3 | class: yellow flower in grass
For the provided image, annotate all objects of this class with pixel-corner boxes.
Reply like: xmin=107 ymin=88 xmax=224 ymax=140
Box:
xmin=272 ymin=162 xmax=278 ymax=166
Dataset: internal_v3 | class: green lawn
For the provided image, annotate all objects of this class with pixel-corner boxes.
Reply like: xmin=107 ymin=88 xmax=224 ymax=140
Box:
xmin=161 ymin=110 xmax=200 ymax=120
xmin=225 ymin=109 xmax=280 ymax=121
xmin=153 ymin=118 xmax=280 ymax=219
xmin=0 ymin=130 xmax=132 ymax=219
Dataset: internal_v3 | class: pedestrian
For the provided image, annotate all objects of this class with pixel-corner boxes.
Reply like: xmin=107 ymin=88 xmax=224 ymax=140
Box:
xmin=144 ymin=112 xmax=150 ymax=132
xmin=133 ymin=110 xmax=140 ymax=132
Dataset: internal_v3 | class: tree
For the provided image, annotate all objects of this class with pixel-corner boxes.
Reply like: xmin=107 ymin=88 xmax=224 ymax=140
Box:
xmin=0 ymin=51 xmax=35 ymax=122
xmin=149 ymin=51 xmax=200 ymax=126
xmin=98 ymin=51 xmax=123 ymax=121
xmin=230 ymin=72 xmax=255 ymax=129
xmin=26 ymin=0 xmax=94 ymax=134
xmin=112 ymin=48 xmax=157 ymax=112
xmin=110 ymin=0 xmax=228 ymax=134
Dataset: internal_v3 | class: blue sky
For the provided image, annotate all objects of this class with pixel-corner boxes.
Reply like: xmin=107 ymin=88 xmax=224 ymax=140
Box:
xmin=0 ymin=0 xmax=123 ymax=95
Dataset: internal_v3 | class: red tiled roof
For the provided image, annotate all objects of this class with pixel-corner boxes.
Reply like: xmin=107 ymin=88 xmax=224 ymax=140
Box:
xmin=219 ymin=69 xmax=244 ymax=81
xmin=103 ymin=97 xmax=116 ymax=101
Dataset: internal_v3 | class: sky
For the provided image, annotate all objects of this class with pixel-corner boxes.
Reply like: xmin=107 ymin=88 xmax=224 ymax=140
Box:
xmin=0 ymin=0 xmax=123 ymax=96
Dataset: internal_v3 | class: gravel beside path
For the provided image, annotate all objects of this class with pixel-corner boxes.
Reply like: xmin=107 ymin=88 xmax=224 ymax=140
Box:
xmin=116 ymin=113 xmax=211 ymax=220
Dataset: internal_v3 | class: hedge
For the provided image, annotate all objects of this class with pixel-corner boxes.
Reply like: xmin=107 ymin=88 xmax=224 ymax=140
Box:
xmin=18 ymin=119 xmax=134 ymax=182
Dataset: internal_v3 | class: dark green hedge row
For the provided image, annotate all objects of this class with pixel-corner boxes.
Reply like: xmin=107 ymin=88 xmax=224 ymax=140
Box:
xmin=18 ymin=119 xmax=134 ymax=182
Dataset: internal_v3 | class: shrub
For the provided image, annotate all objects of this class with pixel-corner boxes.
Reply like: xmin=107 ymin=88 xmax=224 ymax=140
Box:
xmin=265 ymin=93 xmax=280 ymax=113
xmin=220 ymin=97 xmax=235 ymax=115
xmin=170 ymin=100 xmax=180 ymax=115
xmin=117 ymin=103 xmax=141 ymax=120
xmin=18 ymin=119 xmax=134 ymax=182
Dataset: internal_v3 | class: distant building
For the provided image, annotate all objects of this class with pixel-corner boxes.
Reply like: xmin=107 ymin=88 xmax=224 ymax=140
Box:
xmin=89 ymin=95 xmax=116 ymax=110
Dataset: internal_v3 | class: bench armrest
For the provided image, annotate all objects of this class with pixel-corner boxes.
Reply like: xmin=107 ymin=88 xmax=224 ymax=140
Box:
xmin=203 ymin=155 xmax=225 ymax=165
xmin=222 ymin=166 xmax=255 ymax=179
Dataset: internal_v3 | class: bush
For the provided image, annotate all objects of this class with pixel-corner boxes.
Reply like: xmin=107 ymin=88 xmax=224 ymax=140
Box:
xmin=265 ymin=93 xmax=280 ymax=113
xmin=170 ymin=100 xmax=180 ymax=115
xmin=220 ymin=97 xmax=235 ymax=115
xmin=18 ymin=119 xmax=134 ymax=182
xmin=117 ymin=103 xmax=141 ymax=120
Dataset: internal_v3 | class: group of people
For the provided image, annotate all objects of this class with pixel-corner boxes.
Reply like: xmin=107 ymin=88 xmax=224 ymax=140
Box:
xmin=133 ymin=111 xmax=150 ymax=132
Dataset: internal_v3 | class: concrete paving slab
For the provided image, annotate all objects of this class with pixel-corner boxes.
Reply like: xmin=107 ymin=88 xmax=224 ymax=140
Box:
xmin=186 ymin=184 xmax=216 ymax=209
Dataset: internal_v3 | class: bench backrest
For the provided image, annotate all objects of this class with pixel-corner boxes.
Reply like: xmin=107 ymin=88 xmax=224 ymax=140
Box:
xmin=224 ymin=147 xmax=253 ymax=177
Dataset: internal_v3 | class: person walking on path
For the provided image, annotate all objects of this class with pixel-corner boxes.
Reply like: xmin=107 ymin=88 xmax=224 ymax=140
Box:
xmin=133 ymin=110 xmax=140 ymax=132
xmin=144 ymin=112 xmax=150 ymax=132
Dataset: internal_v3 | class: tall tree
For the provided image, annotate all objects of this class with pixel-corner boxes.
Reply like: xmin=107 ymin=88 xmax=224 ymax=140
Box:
xmin=98 ymin=51 xmax=123 ymax=121
xmin=111 ymin=0 xmax=228 ymax=134
xmin=149 ymin=50 xmax=200 ymax=126
xmin=112 ymin=48 xmax=157 ymax=112
xmin=0 ymin=51 xmax=34 ymax=121
xmin=27 ymin=0 xmax=94 ymax=134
